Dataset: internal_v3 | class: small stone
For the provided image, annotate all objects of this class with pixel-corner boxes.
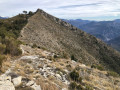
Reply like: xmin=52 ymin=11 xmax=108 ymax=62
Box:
xmin=26 ymin=81 xmax=35 ymax=86
xmin=12 ymin=76 xmax=22 ymax=87
xmin=31 ymin=83 xmax=41 ymax=90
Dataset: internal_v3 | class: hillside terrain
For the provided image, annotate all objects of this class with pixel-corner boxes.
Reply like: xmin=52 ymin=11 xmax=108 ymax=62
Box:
xmin=1 ymin=44 xmax=120 ymax=90
xmin=20 ymin=9 xmax=120 ymax=74
xmin=108 ymin=36 xmax=120 ymax=51
xmin=64 ymin=19 xmax=120 ymax=42
xmin=0 ymin=9 xmax=120 ymax=90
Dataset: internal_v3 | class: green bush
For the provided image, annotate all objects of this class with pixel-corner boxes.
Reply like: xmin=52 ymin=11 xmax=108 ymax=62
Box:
xmin=70 ymin=70 xmax=79 ymax=81
xmin=71 ymin=55 xmax=78 ymax=62
xmin=0 ymin=11 xmax=34 ymax=58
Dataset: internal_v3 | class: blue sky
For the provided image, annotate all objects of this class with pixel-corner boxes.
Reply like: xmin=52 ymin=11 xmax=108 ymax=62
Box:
xmin=0 ymin=0 xmax=120 ymax=21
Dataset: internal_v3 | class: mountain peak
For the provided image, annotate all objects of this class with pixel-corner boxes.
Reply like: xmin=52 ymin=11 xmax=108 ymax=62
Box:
xmin=35 ymin=9 xmax=78 ymax=31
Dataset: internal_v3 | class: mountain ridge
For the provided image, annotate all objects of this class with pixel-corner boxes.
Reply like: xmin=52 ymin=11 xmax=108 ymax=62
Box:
xmin=64 ymin=19 xmax=120 ymax=42
xmin=19 ymin=9 xmax=120 ymax=73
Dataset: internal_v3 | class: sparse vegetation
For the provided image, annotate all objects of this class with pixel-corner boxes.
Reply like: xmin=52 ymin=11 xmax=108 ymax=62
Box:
xmin=0 ymin=11 xmax=34 ymax=69
xmin=107 ymin=71 xmax=119 ymax=77
xmin=70 ymin=70 xmax=79 ymax=81
xmin=71 ymin=55 xmax=78 ymax=62
xmin=85 ymin=85 xmax=93 ymax=90
xmin=69 ymin=82 xmax=77 ymax=89
xmin=0 ymin=55 xmax=5 ymax=68
xmin=70 ymin=70 xmax=82 ymax=83
xmin=91 ymin=64 xmax=104 ymax=71
xmin=32 ymin=43 xmax=37 ymax=48
xmin=60 ymin=51 xmax=69 ymax=59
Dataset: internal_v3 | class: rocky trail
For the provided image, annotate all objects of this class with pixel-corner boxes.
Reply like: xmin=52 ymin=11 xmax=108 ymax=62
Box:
xmin=0 ymin=45 xmax=120 ymax=90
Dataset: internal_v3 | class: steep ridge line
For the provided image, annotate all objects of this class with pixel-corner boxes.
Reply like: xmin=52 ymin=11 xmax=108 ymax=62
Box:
xmin=19 ymin=9 xmax=120 ymax=73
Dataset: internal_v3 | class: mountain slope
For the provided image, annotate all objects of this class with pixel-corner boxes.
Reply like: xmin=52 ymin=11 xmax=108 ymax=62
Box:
xmin=19 ymin=9 xmax=120 ymax=73
xmin=65 ymin=19 xmax=120 ymax=42
xmin=108 ymin=36 xmax=120 ymax=51
xmin=1 ymin=44 xmax=120 ymax=90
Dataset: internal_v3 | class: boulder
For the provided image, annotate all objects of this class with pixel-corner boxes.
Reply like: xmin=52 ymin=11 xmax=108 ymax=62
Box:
xmin=12 ymin=76 xmax=22 ymax=87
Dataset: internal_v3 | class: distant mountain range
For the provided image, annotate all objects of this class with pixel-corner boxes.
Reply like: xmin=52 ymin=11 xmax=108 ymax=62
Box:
xmin=0 ymin=16 xmax=8 ymax=19
xmin=64 ymin=19 xmax=120 ymax=51
xmin=64 ymin=19 xmax=120 ymax=42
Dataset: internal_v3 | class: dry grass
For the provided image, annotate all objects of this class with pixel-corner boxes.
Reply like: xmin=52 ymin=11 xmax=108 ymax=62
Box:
xmin=36 ymin=78 xmax=60 ymax=90
xmin=1 ymin=55 xmax=11 ymax=73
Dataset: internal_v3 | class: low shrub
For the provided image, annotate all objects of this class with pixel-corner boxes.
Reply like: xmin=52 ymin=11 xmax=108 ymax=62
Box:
xmin=70 ymin=70 xmax=79 ymax=81
xmin=71 ymin=55 xmax=78 ymax=62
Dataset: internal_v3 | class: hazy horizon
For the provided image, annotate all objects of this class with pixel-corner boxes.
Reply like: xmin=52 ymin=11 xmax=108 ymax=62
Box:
xmin=0 ymin=0 xmax=120 ymax=21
